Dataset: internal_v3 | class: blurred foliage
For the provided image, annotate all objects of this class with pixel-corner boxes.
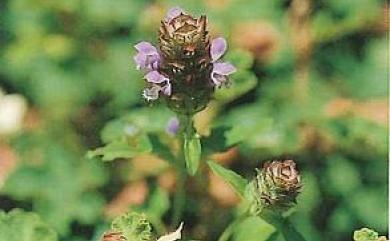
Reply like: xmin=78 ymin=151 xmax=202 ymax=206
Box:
xmin=0 ymin=0 xmax=387 ymax=241
xmin=0 ymin=209 xmax=58 ymax=241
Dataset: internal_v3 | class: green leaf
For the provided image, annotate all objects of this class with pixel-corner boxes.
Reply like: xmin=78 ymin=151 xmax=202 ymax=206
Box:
xmin=214 ymin=49 xmax=257 ymax=103
xmin=111 ymin=212 xmax=152 ymax=241
xmin=234 ymin=216 xmax=277 ymax=241
xmin=0 ymin=209 xmax=58 ymax=241
xmin=87 ymin=134 xmax=152 ymax=161
xmin=202 ymin=126 xmax=234 ymax=154
xmin=184 ymin=135 xmax=202 ymax=176
xmin=146 ymin=187 xmax=170 ymax=219
xmin=260 ymin=211 xmax=307 ymax=241
xmin=207 ymin=160 xmax=248 ymax=197
xmin=149 ymin=134 xmax=176 ymax=164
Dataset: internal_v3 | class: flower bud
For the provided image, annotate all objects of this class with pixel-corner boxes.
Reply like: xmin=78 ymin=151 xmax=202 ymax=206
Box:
xmin=134 ymin=7 xmax=236 ymax=115
xmin=248 ymin=160 xmax=301 ymax=213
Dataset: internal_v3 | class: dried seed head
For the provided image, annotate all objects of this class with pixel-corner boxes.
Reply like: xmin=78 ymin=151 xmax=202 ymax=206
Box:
xmin=249 ymin=160 xmax=301 ymax=213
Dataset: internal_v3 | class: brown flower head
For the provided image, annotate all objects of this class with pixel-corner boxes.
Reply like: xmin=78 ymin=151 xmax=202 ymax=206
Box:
xmin=249 ymin=160 xmax=301 ymax=213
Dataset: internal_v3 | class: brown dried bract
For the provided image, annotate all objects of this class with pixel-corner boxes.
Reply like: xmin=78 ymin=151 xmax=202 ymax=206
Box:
xmin=101 ymin=231 xmax=126 ymax=241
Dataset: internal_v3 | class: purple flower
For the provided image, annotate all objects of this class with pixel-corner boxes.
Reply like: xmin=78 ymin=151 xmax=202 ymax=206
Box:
xmin=145 ymin=71 xmax=169 ymax=83
xmin=211 ymin=37 xmax=227 ymax=62
xmin=142 ymin=85 xmax=161 ymax=101
xmin=142 ymin=71 xmax=171 ymax=101
xmin=165 ymin=7 xmax=185 ymax=23
xmin=166 ymin=117 xmax=180 ymax=135
xmin=134 ymin=42 xmax=160 ymax=71
xmin=211 ymin=62 xmax=237 ymax=87
xmin=210 ymin=37 xmax=236 ymax=87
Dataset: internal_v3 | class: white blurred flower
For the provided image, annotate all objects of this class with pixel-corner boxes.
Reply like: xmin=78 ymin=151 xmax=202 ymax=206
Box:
xmin=157 ymin=222 xmax=183 ymax=241
xmin=0 ymin=88 xmax=27 ymax=136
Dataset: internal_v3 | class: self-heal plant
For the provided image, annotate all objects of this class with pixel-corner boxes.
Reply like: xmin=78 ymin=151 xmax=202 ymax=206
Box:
xmin=134 ymin=7 xmax=236 ymax=175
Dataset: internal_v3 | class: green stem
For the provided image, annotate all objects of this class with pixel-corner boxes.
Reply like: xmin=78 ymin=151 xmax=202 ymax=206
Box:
xmin=260 ymin=210 xmax=307 ymax=241
xmin=171 ymin=116 xmax=190 ymax=226
xmin=171 ymin=164 xmax=186 ymax=226
xmin=217 ymin=214 xmax=248 ymax=241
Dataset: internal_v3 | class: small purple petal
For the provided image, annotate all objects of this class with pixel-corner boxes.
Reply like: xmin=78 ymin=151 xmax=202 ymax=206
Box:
xmin=211 ymin=73 xmax=228 ymax=87
xmin=211 ymin=37 xmax=227 ymax=62
xmin=165 ymin=6 xmax=184 ymax=23
xmin=142 ymin=85 xmax=161 ymax=101
xmin=161 ymin=81 xmax=172 ymax=96
xmin=152 ymin=59 xmax=159 ymax=70
xmin=134 ymin=53 xmax=147 ymax=70
xmin=135 ymin=41 xmax=158 ymax=55
xmin=211 ymin=62 xmax=236 ymax=87
xmin=212 ymin=62 xmax=236 ymax=75
xmin=145 ymin=71 xmax=168 ymax=84
xmin=133 ymin=41 xmax=160 ymax=71
xmin=166 ymin=117 xmax=180 ymax=135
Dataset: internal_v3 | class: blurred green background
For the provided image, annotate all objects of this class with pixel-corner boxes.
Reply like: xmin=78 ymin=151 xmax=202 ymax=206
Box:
xmin=0 ymin=0 xmax=387 ymax=241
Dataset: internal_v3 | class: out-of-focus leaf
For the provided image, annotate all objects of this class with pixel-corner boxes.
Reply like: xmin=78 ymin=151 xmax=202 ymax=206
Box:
xmin=220 ymin=104 xmax=274 ymax=150
xmin=261 ymin=211 xmax=307 ymax=241
xmin=350 ymin=188 xmax=387 ymax=231
xmin=0 ymin=209 xmax=58 ymax=241
xmin=215 ymin=49 xmax=257 ymax=103
xmin=202 ymin=126 xmax=233 ymax=154
xmin=87 ymin=134 xmax=152 ymax=161
xmin=325 ymin=155 xmax=360 ymax=195
xmin=207 ymin=160 xmax=248 ymax=197
xmin=233 ymin=216 xmax=276 ymax=241
xmin=148 ymin=134 xmax=176 ymax=164
xmin=3 ymin=134 xmax=107 ymax=235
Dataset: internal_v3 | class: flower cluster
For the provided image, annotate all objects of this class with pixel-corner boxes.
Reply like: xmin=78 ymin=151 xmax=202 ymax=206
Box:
xmin=134 ymin=7 xmax=236 ymax=114
xmin=248 ymin=160 xmax=301 ymax=213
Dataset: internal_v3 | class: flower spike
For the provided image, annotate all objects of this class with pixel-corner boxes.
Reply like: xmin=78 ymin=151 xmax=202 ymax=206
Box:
xmin=133 ymin=7 xmax=236 ymax=113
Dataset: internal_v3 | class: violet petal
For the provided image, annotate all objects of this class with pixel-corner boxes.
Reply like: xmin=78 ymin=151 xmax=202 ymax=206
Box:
xmin=134 ymin=53 xmax=147 ymax=70
xmin=211 ymin=62 xmax=236 ymax=87
xmin=211 ymin=37 xmax=227 ymax=62
xmin=135 ymin=41 xmax=158 ymax=55
xmin=166 ymin=117 xmax=180 ymax=135
xmin=165 ymin=7 xmax=184 ymax=23
xmin=161 ymin=81 xmax=172 ymax=96
xmin=212 ymin=62 xmax=236 ymax=75
xmin=145 ymin=71 xmax=168 ymax=84
xmin=211 ymin=73 xmax=228 ymax=87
